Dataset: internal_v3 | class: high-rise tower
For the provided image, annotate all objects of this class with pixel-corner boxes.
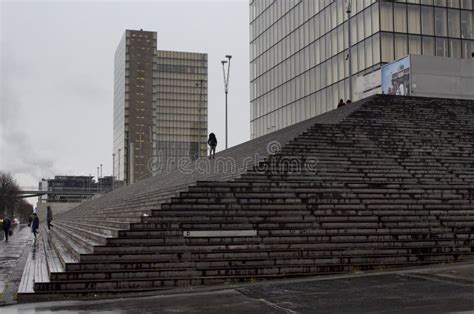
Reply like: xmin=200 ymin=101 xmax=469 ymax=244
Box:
xmin=113 ymin=30 xmax=208 ymax=184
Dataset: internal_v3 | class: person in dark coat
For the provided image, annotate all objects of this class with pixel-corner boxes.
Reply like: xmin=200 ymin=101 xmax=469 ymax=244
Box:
xmin=31 ymin=213 xmax=39 ymax=239
xmin=2 ymin=217 xmax=11 ymax=242
xmin=46 ymin=206 xmax=53 ymax=230
xmin=337 ymin=99 xmax=345 ymax=108
xmin=208 ymin=133 xmax=217 ymax=159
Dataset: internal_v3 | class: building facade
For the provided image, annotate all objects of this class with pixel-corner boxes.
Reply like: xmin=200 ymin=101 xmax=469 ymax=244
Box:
xmin=113 ymin=30 xmax=208 ymax=184
xmin=38 ymin=176 xmax=112 ymax=203
xmin=249 ymin=0 xmax=474 ymax=138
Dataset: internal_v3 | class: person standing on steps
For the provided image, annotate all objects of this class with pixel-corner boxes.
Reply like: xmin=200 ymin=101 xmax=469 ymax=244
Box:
xmin=337 ymin=99 xmax=345 ymax=108
xmin=346 ymin=99 xmax=352 ymax=106
xmin=208 ymin=133 xmax=217 ymax=159
xmin=46 ymin=206 xmax=53 ymax=230
xmin=2 ymin=216 xmax=11 ymax=242
xmin=31 ymin=213 xmax=39 ymax=239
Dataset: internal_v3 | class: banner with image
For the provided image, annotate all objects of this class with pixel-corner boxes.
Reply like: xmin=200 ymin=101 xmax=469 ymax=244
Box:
xmin=382 ymin=56 xmax=411 ymax=96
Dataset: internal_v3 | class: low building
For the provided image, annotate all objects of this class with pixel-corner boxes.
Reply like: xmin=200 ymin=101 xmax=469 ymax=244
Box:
xmin=38 ymin=175 xmax=114 ymax=204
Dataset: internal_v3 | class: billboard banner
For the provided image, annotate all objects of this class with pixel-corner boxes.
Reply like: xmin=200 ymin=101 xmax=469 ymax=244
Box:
xmin=382 ymin=56 xmax=411 ymax=96
xmin=355 ymin=69 xmax=381 ymax=101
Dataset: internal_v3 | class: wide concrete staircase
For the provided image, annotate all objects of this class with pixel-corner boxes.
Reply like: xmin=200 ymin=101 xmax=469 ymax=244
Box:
xmin=18 ymin=95 xmax=474 ymax=301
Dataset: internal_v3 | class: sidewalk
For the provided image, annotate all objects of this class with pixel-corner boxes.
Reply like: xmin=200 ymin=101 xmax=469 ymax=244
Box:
xmin=2 ymin=260 xmax=474 ymax=313
xmin=0 ymin=225 xmax=33 ymax=305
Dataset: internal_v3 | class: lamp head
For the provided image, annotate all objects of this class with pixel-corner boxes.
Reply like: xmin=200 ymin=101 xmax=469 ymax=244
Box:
xmin=221 ymin=60 xmax=228 ymax=64
xmin=225 ymin=55 xmax=232 ymax=59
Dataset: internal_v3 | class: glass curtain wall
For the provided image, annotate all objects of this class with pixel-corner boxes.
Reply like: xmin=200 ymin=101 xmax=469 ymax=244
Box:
xmin=249 ymin=0 xmax=474 ymax=138
xmin=153 ymin=51 xmax=208 ymax=174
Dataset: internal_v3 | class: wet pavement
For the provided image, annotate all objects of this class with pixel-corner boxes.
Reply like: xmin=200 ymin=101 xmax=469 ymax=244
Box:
xmin=2 ymin=261 xmax=474 ymax=313
xmin=0 ymin=225 xmax=33 ymax=305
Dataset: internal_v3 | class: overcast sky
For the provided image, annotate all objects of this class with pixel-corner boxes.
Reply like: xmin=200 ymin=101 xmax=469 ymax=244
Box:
xmin=0 ymin=0 xmax=249 ymax=192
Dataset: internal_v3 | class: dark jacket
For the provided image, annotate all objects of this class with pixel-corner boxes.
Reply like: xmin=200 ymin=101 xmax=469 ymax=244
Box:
xmin=32 ymin=216 xmax=39 ymax=231
xmin=47 ymin=209 xmax=53 ymax=221
xmin=337 ymin=100 xmax=345 ymax=108
xmin=208 ymin=136 xmax=217 ymax=147
xmin=2 ymin=218 xmax=11 ymax=230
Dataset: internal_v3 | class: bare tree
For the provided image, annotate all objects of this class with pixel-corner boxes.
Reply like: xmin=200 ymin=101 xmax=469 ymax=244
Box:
xmin=0 ymin=172 xmax=20 ymax=218
xmin=15 ymin=199 xmax=33 ymax=223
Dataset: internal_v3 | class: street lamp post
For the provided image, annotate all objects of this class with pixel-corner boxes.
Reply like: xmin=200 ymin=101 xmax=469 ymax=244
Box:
xmin=221 ymin=55 xmax=232 ymax=149
xmin=346 ymin=0 xmax=353 ymax=101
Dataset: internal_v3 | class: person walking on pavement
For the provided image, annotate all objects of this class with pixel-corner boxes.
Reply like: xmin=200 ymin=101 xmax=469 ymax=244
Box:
xmin=31 ymin=213 xmax=39 ymax=239
xmin=2 ymin=216 xmax=11 ymax=242
xmin=208 ymin=133 xmax=218 ymax=159
xmin=46 ymin=206 xmax=53 ymax=231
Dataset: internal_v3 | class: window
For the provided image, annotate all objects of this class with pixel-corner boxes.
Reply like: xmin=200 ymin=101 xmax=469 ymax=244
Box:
xmin=366 ymin=37 xmax=374 ymax=67
xmin=449 ymin=39 xmax=462 ymax=57
xmin=436 ymin=37 xmax=448 ymax=56
xmin=461 ymin=40 xmax=473 ymax=58
xmin=364 ymin=7 xmax=372 ymax=37
xmin=434 ymin=7 xmax=447 ymax=37
xmin=373 ymin=34 xmax=381 ymax=64
xmin=447 ymin=0 xmax=460 ymax=8
xmin=461 ymin=0 xmax=473 ymax=9
xmin=461 ymin=10 xmax=473 ymax=39
xmin=409 ymin=34 xmax=422 ymax=54
xmin=395 ymin=34 xmax=408 ymax=59
xmin=358 ymin=41 xmax=365 ymax=72
xmin=394 ymin=3 xmax=408 ymax=33
xmin=381 ymin=32 xmax=394 ymax=62
xmin=422 ymin=6 xmax=434 ymax=35
xmin=408 ymin=5 xmax=421 ymax=34
xmin=372 ymin=4 xmax=380 ymax=33
xmin=422 ymin=36 xmax=435 ymax=55
xmin=448 ymin=9 xmax=460 ymax=38
xmin=381 ymin=2 xmax=394 ymax=31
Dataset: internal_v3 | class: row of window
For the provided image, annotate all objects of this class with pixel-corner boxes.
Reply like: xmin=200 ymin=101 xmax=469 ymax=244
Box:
xmin=156 ymin=51 xmax=207 ymax=61
xmin=251 ymin=78 xmax=351 ymax=138
xmin=155 ymin=58 xmax=207 ymax=67
xmin=251 ymin=33 xmax=474 ymax=120
xmin=251 ymin=4 xmax=380 ymax=82
xmin=250 ymin=0 xmax=379 ymax=62
xmin=251 ymin=3 xmax=473 ymax=83
xmin=380 ymin=2 xmax=473 ymax=38
xmin=156 ymin=64 xmax=207 ymax=74
xmin=156 ymin=72 xmax=207 ymax=81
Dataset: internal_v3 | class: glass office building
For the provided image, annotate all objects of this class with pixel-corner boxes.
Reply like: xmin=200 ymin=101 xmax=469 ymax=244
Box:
xmin=153 ymin=50 xmax=208 ymax=173
xmin=249 ymin=0 xmax=474 ymax=138
xmin=113 ymin=30 xmax=208 ymax=184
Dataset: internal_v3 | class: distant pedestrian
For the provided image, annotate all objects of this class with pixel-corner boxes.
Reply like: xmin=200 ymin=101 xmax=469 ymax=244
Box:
xmin=31 ymin=213 xmax=39 ymax=239
xmin=337 ymin=99 xmax=345 ymax=108
xmin=208 ymin=133 xmax=217 ymax=159
xmin=47 ymin=206 xmax=53 ymax=230
xmin=346 ymin=99 xmax=352 ymax=105
xmin=2 ymin=216 xmax=11 ymax=242
xmin=33 ymin=206 xmax=38 ymax=214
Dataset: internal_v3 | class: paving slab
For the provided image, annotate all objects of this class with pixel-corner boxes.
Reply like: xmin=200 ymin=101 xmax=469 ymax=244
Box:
xmin=0 ymin=225 xmax=33 ymax=305
xmin=3 ymin=261 xmax=474 ymax=313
